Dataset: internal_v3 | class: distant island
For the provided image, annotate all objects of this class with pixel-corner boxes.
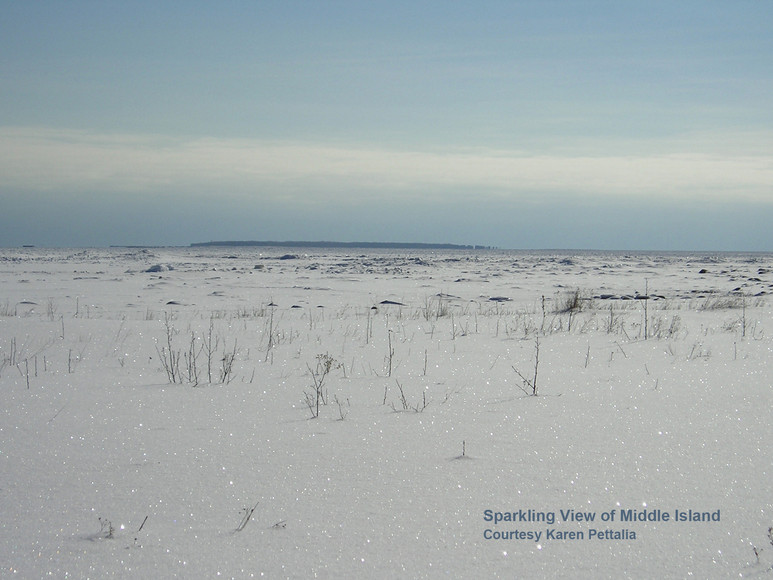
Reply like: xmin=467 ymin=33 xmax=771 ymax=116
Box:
xmin=191 ymin=241 xmax=492 ymax=250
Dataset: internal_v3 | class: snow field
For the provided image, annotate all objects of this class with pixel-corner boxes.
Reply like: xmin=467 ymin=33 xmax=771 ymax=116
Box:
xmin=1 ymin=247 xmax=772 ymax=578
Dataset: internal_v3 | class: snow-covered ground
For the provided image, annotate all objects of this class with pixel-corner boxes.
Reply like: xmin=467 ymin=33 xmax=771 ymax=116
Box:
xmin=1 ymin=247 xmax=771 ymax=579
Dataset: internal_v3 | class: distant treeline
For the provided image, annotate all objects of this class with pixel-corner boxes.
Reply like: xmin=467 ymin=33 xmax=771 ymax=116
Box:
xmin=191 ymin=240 xmax=492 ymax=250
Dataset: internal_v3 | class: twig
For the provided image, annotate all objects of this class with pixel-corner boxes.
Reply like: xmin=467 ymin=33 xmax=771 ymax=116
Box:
xmin=235 ymin=501 xmax=259 ymax=532
xmin=512 ymin=337 xmax=540 ymax=396
xmin=47 ymin=400 xmax=70 ymax=423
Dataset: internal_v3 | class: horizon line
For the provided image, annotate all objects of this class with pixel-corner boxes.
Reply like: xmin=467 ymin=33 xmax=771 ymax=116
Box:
xmin=3 ymin=242 xmax=772 ymax=254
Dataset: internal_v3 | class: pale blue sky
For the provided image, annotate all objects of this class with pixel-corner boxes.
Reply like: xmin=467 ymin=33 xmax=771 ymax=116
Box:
xmin=1 ymin=1 xmax=772 ymax=249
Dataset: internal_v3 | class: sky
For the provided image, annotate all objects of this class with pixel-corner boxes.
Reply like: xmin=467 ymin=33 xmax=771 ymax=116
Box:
xmin=1 ymin=1 xmax=772 ymax=250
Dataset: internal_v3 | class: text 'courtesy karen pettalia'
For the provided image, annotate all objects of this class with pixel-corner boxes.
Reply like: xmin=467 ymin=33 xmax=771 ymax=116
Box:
xmin=483 ymin=507 xmax=721 ymax=543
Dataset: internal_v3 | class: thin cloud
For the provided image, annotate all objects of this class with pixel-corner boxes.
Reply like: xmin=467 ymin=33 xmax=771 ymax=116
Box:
xmin=1 ymin=127 xmax=771 ymax=205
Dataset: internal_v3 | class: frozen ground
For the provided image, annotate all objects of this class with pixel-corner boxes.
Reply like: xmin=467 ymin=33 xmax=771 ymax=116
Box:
xmin=1 ymin=247 xmax=772 ymax=579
